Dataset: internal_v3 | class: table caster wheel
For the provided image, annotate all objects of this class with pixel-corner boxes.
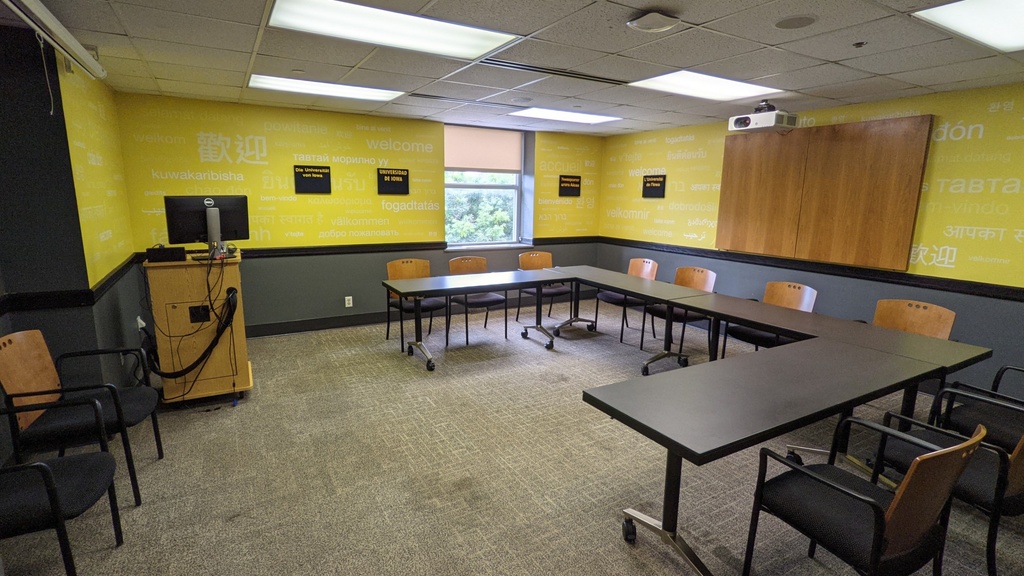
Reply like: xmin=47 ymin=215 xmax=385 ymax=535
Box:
xmin=521 ymin=330 xmax=529 ymax=339
xmin=553 ymin=328 xmax=561 ymax=337
xmin=426 ymin=360 xmax=435 ymax=371
xmin=678 ymin=356 xmax=688 ymax=367
xmin=587 ymin=323 xmax=597 ymax=332
xmin=785 ymin=450 xmax=804 ymax=465
xmin=622 ymin=518 xmax=636 ymax=544
xmin=545 ymin=340 xmax=554 ymax=350
xmin=407 ymin=345 xmax=414 ymax=356
xmin=641 ymin=365 xmax=649 ymax=376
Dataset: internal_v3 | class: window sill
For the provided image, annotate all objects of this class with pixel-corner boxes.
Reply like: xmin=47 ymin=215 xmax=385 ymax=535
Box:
xmin=444 ymin=242 xmax=532 ymax=253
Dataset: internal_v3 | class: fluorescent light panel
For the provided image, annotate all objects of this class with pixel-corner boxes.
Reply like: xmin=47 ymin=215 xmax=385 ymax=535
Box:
xmin=913 ymin=0 xmax=1024 ymax=52
xmin=269 ymin=0 xmax=517 ymax=60
xmin=630 ymin=70 xmax=781 ymax=101
xmin=509 ymin=108 xmax=620 ymax=124
xmin=249 ymin=74 xmax=402 ymax=101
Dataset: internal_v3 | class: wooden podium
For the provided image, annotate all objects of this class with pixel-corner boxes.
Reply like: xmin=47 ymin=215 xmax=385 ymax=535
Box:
xmin=143 ymin=254 xmax=252 ymax=402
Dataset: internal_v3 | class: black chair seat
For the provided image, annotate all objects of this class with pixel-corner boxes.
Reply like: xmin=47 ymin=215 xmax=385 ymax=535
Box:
xmin=20 ymin=386 xmax=159 ymax=451
xmin=947 ymin=401 xmax=1024 ymax=453
xmin=0 ymin=453 xmax=116 ymax=536
xmin=595 ymin=291 xmax=643 ymax=308
xmin=726 ymin=325 xmax=797 ymax=349
xmin=762 ymin=463 xmax=939 ymax=575
xmin=884 ymin=429 xmax=1024 ymax=516
xmin=646 ymin=303 xmax=707 ymax=324
xmin=521 ymin=284 xmax=571 ymax=298
xmin=451 ymin=292 xmax=505 ymax=308
xmin=388 ymin=296 xmax=446 ymax=314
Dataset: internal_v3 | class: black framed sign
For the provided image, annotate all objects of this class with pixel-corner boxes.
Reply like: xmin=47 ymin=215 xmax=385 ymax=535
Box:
xmin=294 ymin=165 xmax=331 ymax=194
xmin=377 ymin=168 xmax=410 ymax=195
xmin=642 ymin=174 xmax=666 ymax=199
xmin=558 ymin=174 xmax=581 ymax=197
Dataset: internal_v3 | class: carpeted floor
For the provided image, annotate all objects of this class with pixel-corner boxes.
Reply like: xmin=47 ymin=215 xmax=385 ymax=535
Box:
xmin=1 ymin=299 xmax=1016 ymax=575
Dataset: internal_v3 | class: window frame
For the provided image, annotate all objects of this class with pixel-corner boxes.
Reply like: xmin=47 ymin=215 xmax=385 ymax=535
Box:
xmin=443 ymin=168 xmax=523 ymax=247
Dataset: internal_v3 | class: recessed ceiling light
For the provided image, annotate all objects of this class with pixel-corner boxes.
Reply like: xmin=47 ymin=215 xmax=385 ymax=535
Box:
xmin=775 ymin=15 xmax=817 ymax=29
xmin=629 ymin=70 xmax=781 ymax=101
xmin=626 ymin=11 xmax=680 ymax=33
xmin=509 ymin=108 xmax=620 ymax=124
xmin=249 ymin=74 xmax=402 ymax=101
xmin=913 ymin=0 xmax=1024 ymax=52
xmin=269 ymin=0 xmax=518 ymax=60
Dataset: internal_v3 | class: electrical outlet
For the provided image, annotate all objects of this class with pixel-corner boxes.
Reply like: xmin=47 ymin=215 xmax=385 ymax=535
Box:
xmin=344 ymin=296 xmax=353 ymax=308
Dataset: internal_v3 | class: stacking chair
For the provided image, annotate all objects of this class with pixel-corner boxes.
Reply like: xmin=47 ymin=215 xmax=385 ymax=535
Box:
xmin=593 ymin=258 xmax=658 ymax=343
xmin=0 ymin=397 xmax=124 ymax=576
xmin=385 ymin=258 xmax=448 ymax=352
xmin=515 ymin=251 xmax=571 ymax=321
xmin=722 ymin=282 xmax=817 ymax=356
xmin=641 ymin=266 xmax=715 ymax=353
xmin=872 ymin=299 xmax=955 ymax=340
xmin=941 ymin=366 xmax=1024 ymax=453
xmin=881 ymin=386 xmax=1024 ymax=576
xmin=743 ymin=416 xmax=985 ymax=576
xmin=0 ymin=330 xmax=163 ymax=507
xmin=447 ymin=256 xmax=507 ymax=346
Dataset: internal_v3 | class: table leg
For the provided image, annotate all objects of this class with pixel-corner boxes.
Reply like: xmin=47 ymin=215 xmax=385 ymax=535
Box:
xmin=554 ymin=280 xmax=597 ymax=336
xmin=622 ymin=451 xmax=713 ymax=576
xmin=405 ymin=297 xmax=435 ymax=371
xmin=521 ymin=284 xmax=555 ymax=350
xmin=641 ymin=304 xmax=689 ymax=375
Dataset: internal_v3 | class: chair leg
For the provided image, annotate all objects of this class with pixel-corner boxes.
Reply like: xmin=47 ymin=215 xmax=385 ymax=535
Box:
xmin=504 ymin=293 xmax=508 ymax=339
xmin=640 ymin=306 xmax=648 ymax=350
xmin=385 ymin=296 xmax=391 ymax=340
xmin=547 ymin=295 xmax=554 ymax=318
xmin=54 ymin=513 xmax=77 ymax=576
xmin=398 ymin=306 xmax=405 ymax=352
xmin=619 ymin=305 xmax=627 ymax=343
xmin=807 ymin=540 xmax=817 ymax=559
xmin=677 ymin=321 xmax=688 ymax=355
xmin=515 ymin=289 xmax=523 ymax=322
xmin=151 ymin=411 xmax=164 ymax=460
xmin=593 ymin=298 xmax=600 ymax=330
xmin=985 ymin=511 xmax=1001 ymax=576
xmin=445 ymin=297 xmax=451 ymax=347
xmin=743 ymin=496 xmax=764 ymax=575
xmin=464 ymin=303 xmax=469 ymax=345
xmin=427 ymin=310 xmax=434 ymax=336
xmin=721 ymin=323 xmax=729 ymax=358
xmin=119 ymin=431 xmax=143 ymax=506
xmin=108 ymin=480 xmax=124 ymax=546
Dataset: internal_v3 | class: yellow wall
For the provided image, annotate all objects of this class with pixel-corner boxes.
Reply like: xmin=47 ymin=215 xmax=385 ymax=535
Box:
xmin=115 ymin=94 xmax=444 ymax=249
xmin=594 ymin=83 xmax=1024 ymax=288
xmin=58 ymin=67 xmax=135 ymax=286
xmin=533 ymin=133 xmax=603 ymax=237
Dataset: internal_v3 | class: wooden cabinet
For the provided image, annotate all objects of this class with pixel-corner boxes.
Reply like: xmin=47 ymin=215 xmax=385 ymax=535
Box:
xmin=143 ymin=255 xmax=252 ymax=402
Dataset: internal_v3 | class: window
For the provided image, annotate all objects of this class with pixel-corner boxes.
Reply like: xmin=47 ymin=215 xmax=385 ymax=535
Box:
xmin=444 ymin=171 xmax=519 ymax=244
xmin=444 ymin=125 xmax=523 ymax=246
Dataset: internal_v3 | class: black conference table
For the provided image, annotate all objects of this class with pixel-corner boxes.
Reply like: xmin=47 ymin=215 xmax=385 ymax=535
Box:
xmin=383 ymin=269 xmax=570 ymax=370
xmin=583 ymin=337 xmax=961 ymax=576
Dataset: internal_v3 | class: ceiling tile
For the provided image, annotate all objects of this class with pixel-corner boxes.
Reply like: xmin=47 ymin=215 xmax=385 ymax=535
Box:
xmin=803 ymin=75 xmax=917 ymax=99
xmin=840 ymin=85 xmax=935 ymax=103
xmin=148 ymin=61 xmax=246 ymax=86
xmin=872 ymin=0 xmax=960 ymax=13
xmin=393 ymin=94 xmax=464 ymax=109
xmin=45 ymin=0 xmax=124 ymax=34
xmin=424 ymin=0 xmax=592 ymax=36
xmin=705 ymin=0 xmax=892 ymax=45
xmin=841 ymin=38 xmax=998 ymax=75
xmin=132 ymin=38 xmax=252 ymax=71
xmin=629 ymin=109 xmax=717 ymax=125
xmin=251 ymin=55 xmax=351 ymax=83
xmin=638 ymin=93 xmax=725 ymax=113
xmin=578 ymin=84 xmax=672 ymax=105
xmin=96 ymin=55 xmax=151 ymax=78
xmin=309 ymin=98 xmax=387 ymax=113
xmin=890 ymin=56 xmax=1024 ymax=86
xmin=780 ymin=15 xmax=949 ymax=61
xmin=442 ymin=64 xmax=548 ymax=89
xmin=114 ymin=0 xmax=266 ymax=26
xmin=427 ymin=105 xmax=507 ymax=122
xmin=416 ymin=81 xmax=505 ymax=101
xmin=691 ymin=47 xmax=823 ymax=81
xmin=371 ymin=102 xmax=446 ymax=118
xmin=156 ymin=79 xmax=242 ymax=99
xmin=258 ymin=29 xmax=375 ymax=67
xmin=534 ymin=2 xmax=684 ymax=54
xmin=112 ymin=4 xmax=257 ymax=52
xmin=675 ymin=100 xmax=756 ymax=118
xmin=925 ymin=71 xmax=1024 ymax=93
xmin=240 ymin=87 xmax=318 ymax=107
xmin=537 ymin=98 xmax=620 ymax=114
xmin=621 ymin=28 xmax=762 ymax=69
xmin=69 ymin=29 xmax=142 ymax=61
xmin=104 ymin=74 xmax=160 ymax=92
xmin=357 ymin=48 xmax=468 ymax=78
xmin=755 ymin=63 xmax=873 ymax=90
xmin=347 ymin=1 xmax=434 ymax=14
xmin=341 ymin=68 xmax=433 ymax=92
xmin=570 ymin=55 xmax=677 ymax=83
xmin=518 ymin=76 xmax=614 ymax=97
xmin=488 ymin=39 xmax=605 ymax=70
xmin=478 ymin=90 xmax=567 ymax=107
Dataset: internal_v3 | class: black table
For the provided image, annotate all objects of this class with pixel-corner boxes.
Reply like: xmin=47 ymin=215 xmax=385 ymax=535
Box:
xmin=383 ymin=269 xmax=570 ymax=370
xmin=549 ymin=265 xmax=710 ymax=373
xmin=582 ymin=338 xmax=950 ymax=575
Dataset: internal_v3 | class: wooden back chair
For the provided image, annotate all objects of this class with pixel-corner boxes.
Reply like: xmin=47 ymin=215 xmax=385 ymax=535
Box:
xmin=642 ymin=267 xmax=717 ymax=352
xmin=764 ymin=281 xmax=817 ymax=312
xmin=0 ymin=330 xmax=61 ymax=430
xmin=385 ymin=259 xmax=446 ymax=350
xmin=873 ymin=299 xmax=955 ymax=339
xmin=626 ymin=257 xmax=658 ymax=280
xmin=594 ymin=258 xmax=659 ymax=344
xmin=516 ymin=251 xmax=571 ymax=321
xmin=674 ymin=266 xmax=716 ymax=291
xmin=447 ymin=256 xmax=507 ymax=345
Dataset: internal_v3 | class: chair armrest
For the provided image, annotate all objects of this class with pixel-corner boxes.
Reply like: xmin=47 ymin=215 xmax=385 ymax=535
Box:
xmin=56 ymin=347 xmax=150 ymax=388
xmin=882 ymin=411 xmax=1010 ymax=471
xmin=948 ymin=381 xmax=1024 ymax=405
xmin=1 ymin=397 xmax=109 ymax=449
xmin=992 ymin=365 xmax=1024 ymax=393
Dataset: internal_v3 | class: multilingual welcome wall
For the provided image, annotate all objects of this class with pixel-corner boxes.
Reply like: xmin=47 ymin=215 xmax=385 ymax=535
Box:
xmin=57 ymin=63 xmax=1023 ymax=291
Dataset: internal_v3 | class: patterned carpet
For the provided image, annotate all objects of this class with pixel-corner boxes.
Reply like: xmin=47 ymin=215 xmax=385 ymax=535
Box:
xmin=1 ymin=299 xmax=1017 ymax=575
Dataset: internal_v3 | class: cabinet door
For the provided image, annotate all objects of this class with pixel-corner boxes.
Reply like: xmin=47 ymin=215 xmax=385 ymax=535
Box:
xmin=161 ymin=298 xmax=240 ymax=386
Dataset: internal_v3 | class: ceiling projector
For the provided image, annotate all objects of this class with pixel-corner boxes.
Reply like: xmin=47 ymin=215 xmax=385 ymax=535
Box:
xmin=728 ymin=110 xmax=798 ymax=132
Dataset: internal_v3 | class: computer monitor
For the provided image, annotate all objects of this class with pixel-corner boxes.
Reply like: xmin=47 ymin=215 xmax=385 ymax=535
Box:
xmin=164 ymin=195 xmax=249 ymax=257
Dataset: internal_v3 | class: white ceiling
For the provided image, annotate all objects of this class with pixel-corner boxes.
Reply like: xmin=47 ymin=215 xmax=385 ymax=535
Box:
xmin=4 ymin=0 xmax=1024 ymax=135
